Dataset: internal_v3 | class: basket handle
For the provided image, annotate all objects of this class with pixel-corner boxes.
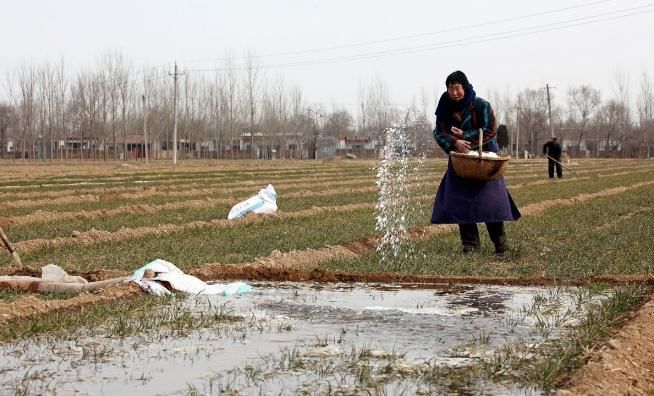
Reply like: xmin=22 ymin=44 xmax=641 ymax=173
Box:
xmin=478 ymin=128 xmax=483 ymax=158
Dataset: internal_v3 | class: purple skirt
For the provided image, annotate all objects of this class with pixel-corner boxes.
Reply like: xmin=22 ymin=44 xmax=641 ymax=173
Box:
xmin=431 ymin=159 xmax=521 ymax=224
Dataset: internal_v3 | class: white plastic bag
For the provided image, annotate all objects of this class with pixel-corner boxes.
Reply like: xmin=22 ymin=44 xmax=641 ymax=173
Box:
xmin=227 ymin=184 xmax=278 ymax=220
xmin=131 ymin=259 xmax=253 ymax=296
xmin=41 ymin=264 xmax=88 ymax=284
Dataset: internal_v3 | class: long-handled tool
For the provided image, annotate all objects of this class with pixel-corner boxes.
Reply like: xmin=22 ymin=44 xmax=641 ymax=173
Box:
xmin=546 ymin=155 xmax=577 ymax=174
xmin=0 ymin=225 xmax=23 ymax=267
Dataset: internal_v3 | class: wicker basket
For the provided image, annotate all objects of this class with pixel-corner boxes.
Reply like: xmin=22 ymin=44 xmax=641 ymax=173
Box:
xmin=449 ymin=129 xmax=509 ymax=181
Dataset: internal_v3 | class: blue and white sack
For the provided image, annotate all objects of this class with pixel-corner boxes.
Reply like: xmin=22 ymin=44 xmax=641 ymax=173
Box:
xmin=227 ymin=184 xmax=278 ymax=220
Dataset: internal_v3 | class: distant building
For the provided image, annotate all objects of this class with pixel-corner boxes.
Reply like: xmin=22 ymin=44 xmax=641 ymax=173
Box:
xmin=316 ymin=136 xmax=338 ymax=159
xmin=337 ymin=135 xmax=384 ymax=150
xmin=334 ymin=135 xmax=385 ymax=159
xmin=103 ymin=134 xmax=152 ymax=159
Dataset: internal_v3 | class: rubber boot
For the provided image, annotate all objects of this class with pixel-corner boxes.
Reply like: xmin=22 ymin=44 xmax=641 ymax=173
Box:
xmin=459 ymin=223 xmax=481 ymax=254
xmin=486 ymin=222 xmax=508 ymax=257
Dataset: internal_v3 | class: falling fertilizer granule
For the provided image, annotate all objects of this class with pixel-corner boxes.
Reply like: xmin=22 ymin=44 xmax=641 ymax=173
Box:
xmin=374 ymin=113 xmax=426 ymax=262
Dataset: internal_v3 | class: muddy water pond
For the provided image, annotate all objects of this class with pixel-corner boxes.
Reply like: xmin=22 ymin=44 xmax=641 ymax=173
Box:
xmin=1 ymin=282 xmax=603 ymax=395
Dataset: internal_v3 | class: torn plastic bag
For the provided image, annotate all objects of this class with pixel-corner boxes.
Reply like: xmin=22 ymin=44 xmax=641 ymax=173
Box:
xmin=131 ymin=259 xmax=253 ymax=296
xmin=227 ymin=184 xmax=278 ymax=220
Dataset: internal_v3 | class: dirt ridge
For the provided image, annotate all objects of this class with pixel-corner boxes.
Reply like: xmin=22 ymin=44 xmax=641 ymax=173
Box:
xmin=10 ymin=179 xmax=654 ymax=255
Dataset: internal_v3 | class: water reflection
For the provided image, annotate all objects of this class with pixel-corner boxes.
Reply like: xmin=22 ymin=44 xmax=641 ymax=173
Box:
xmin=0 ymin=282 xmax=584 ymax=395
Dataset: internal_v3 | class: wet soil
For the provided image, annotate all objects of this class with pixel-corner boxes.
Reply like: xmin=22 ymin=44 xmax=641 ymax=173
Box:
xmin=2 ymin=259 xmax=654 ymax=394
xmin=2 ymin=260 xmax=653 ymax=326
xmin=0 ymin=283 xmax=142 ymax=326
xmin=0 ymin=282 xmax=589 ymax=394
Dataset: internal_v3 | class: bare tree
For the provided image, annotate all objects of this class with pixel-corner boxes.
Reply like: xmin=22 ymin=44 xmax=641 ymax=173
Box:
xmin=637 ymin=70 xmax=653 ymax=158
xmin=568 ymin=85 xmax=601 ymax=156
xmin=151 ymin=67 xmax=173 ymax=160
xmin=366 ymin=77 xmax=393 ymax=133
xmin=270 ymin=74 xmax=288 ymax=159
xmin=207 ymin=76 xmax=221 ymax=159
xmin=142 ymin=70 xmax=155 ymax=159
xmin=74 ymin=71 xmax=101 ymax=160
xmin=117 ymin=59 xmax=131 ymax=161
xmin=223 ymin=54 xmax=238 ymax=160
xmin=179 ymin=73 xmax=205 ymax=159
xmin=192 ymin=80 xmax=209 ymax=159
xmin=258 ymin=87 xmax=277 ymax=159
xmin=289 ymin=85 xmax=304 ymax=158
xmin=357 ymin=80 xmax=367 ymax=134
xmin=14 ymin=65 xmax=38 ymax=161
xmin=36 ymin=64 xmax=48 ymax=160
xmin=71 ymin=75 xmax=86 ymax=159
xmin=418 ymin=88 xmax=432 ymax=126
xmin=0 ymin=102 xmax=12 ymax=159
xmin=213 ymin=72 xmax=229 ymax=159
xmin=97 ymin=66 xmax=109 ymax=160
xmin=323 ymin=109 xmax=352 ymax=137
xmin=356 ymin=77 xmax=401 ymax=137
xmin=611 ymin=69 xmax=632 ymax=157
xmin=487 ymin=87 xmax=514 ymax=152
xmin=594 ymin=99 xmax=623 ymax=155
xmin=24 ymin=51 xmax=654 ymax=161
xmin=55 ymin=58 xmax=68 ymax=160
xmin=243 ymin=52 xmax=262 ymax=159
xmin=100 ymin=52 xmax=122 ymax=160
xmin=182 ymin=74 xmax=190 ymax=159
xmin=517 ymin=89 xmax=548 ymax=156
xmin=305 ymin=104 xmax=325 ymax=159
xmin=36 ymin=61 xmax=59 ymax=161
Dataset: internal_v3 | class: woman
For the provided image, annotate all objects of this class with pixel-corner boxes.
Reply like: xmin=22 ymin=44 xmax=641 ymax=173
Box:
xmin=431 ymin=70 xmax=521 ymax=257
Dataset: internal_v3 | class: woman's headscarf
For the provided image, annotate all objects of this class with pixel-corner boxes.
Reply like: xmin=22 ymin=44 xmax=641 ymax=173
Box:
xmin=434 ymin=71 xmax=477 ymax=129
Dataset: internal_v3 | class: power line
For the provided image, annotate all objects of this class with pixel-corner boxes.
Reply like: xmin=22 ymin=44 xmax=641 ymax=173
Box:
xmin=180 ymin=0 xmax=615 ymax=64
xmin=183 ymin=5 xmax=653 ymax=73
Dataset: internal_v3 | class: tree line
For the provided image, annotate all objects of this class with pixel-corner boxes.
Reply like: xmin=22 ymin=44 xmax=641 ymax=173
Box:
xmin=1 ymin=52 xmax=651 ymax=161
xmin=488 ymin=70 xmax=653 ymax=159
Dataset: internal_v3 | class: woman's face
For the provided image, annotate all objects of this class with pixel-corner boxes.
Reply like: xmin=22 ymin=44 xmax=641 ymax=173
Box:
xmin=447 ymin=83 xmax=465 ymax=101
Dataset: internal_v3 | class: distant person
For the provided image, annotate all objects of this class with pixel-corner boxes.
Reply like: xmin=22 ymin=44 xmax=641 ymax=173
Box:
xmin=543 ymin=137 xmax=563 ymax=178
xmin=431 ymin=70 xmax=521 ymax=257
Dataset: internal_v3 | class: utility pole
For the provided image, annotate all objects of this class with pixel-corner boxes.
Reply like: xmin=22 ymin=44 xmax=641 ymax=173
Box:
xmin=545 ymin=84 xmax=555 ymax=138
xmin=142 ymin=94 xmax=148 ymax=164
xmin=169 ymin=62 xmax=184 ymax=165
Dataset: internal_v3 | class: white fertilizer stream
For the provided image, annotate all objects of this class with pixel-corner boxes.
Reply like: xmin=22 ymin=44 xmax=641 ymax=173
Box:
xmin=374 ymin=115 xmax=427 ymax=263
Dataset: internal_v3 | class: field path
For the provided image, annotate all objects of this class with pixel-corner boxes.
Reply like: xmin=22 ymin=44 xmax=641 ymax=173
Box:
xmin=558 ymin=293 xmax=654 ymax=395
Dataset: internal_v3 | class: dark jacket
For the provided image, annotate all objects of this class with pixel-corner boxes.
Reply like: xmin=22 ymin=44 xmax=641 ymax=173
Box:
xmin=433 ymin=97 xmax=498 ymax=154
xmin=543 ymin=141 xmax=562 ymax=160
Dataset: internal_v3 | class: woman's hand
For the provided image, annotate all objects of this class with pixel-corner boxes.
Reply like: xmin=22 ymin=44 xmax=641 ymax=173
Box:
xmin=450 ymin=126 xmax=464 ymax=138
xmin=454 ymin=139 xmax=471 ymax=153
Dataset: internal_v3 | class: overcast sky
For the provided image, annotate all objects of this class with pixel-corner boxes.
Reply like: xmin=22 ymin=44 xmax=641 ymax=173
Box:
xmin=1 ymin=0 xmax=653 ymax=114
